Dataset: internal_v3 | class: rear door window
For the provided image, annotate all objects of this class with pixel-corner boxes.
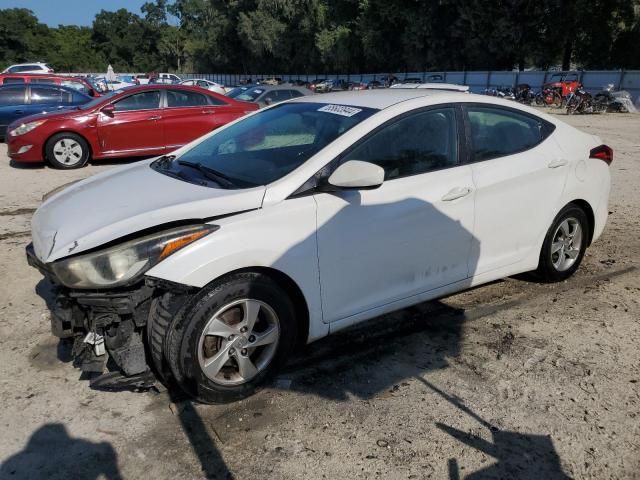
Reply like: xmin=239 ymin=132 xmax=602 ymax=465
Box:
xmin=30 ymin=86 xmax=72 ymax=104
xmin=466 ymin=106 xmax=548 ymax=161
xmin=166 ymin=89 xmax=210 ymax=107
xmin=0 ymin=87 xmax=26 ymax=104
xmin=113 ymin=90 xmax=160 ymax=111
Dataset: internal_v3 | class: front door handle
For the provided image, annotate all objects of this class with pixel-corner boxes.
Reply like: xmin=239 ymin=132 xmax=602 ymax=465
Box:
xmin=202 ymin=109 xmax=215 ymax=114
xmin=14 ymin=110 xmax=23 ymax=114
xmin=547 ymin=158 xmax=568 ymax=168
xmin=147 ymin=115 xmax=162 ymax=121
xmin=441 ymin=187 xmax=473 ymax=202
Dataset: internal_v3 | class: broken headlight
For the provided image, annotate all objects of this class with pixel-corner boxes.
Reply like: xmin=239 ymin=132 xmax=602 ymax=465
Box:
xmin=50 ymin=224 xmax=217 ymax=289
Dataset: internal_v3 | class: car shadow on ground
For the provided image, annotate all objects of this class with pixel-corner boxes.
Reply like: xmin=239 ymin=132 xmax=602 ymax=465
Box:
xmin=0 ymin=423 xmax=123 ymax=480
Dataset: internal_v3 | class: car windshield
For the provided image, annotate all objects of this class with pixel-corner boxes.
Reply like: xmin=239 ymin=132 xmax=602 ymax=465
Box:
xmin=154 ymin=102 xmax=377 ymax=188
xmin=76 ymin=90 xmax=120 ymax=110
xmin=235 ymin=87 xmax=267 ymax=102
xmin=84 ymin=77 xmax=107 ymax=93
xmin=226 ymin=86 xmax=250 ymax=98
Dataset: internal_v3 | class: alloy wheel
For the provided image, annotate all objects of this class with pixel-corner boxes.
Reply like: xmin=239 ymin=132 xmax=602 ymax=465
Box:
xmin=197 ymin=298 xmax=280 ymax=386
xmin=551 ymin=217 xmax=583 ymax=272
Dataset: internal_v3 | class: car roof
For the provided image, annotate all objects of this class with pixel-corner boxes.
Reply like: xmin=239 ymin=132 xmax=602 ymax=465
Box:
xmin=8 ymin=62 xmax=48 ymax=67
xmin=0 ymin=83 xmax=89 ymax=95
xmin=288 ymin=88 xmax=469 ymax=109
xmin=0 ymin=73 xmax=86 ymax=81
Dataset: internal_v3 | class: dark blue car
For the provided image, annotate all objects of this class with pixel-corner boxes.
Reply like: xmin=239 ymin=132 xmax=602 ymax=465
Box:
xmin=0 ymin=84 xmax=91 ymax=140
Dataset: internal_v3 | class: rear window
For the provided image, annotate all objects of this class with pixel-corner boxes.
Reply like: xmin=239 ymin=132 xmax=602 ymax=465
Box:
xmin=61 ymin=80 xmax=90 ymax=95
xmin=9 ymin=65 xmax=42 ymax=73
xmin=466 ymin=106 xmax=552 ymax=161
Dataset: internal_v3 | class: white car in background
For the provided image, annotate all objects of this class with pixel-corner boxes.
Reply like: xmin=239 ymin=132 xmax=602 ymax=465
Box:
xmin=2 ymin=62 xmax=54 ymax=74
xmin=180 ymin=78 xmax=226 ymax=95
xmin=155 ymin=73 xmax=182 ymax=84
xmin=104 ymin=79 xmax=135 ymax=90
xmin=27 ymin=90 xmax=611 ymax=403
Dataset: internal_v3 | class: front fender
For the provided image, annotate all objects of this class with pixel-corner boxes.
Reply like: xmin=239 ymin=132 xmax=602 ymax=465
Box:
xmin=145 ymin=196 xmax=325 ymax=338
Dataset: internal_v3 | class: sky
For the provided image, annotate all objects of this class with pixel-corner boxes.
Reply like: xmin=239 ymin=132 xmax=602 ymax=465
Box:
xmin=6 ymin=0 xmax=150 ymax=26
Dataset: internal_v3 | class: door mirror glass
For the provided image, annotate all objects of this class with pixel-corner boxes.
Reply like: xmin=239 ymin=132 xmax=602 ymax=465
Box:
xmin=101 ymin=104 xmax=115 ymax=116
xmin=328 ymin=160 xmax=385 ymax=189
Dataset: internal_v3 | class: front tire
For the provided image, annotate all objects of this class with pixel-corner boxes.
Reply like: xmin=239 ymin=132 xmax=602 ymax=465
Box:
xmin=535 ymin=205 xmax=588 ymax=282
xmin=165 ymin=273 xmax=297 ymax=403
xmin=45 ymin=132 xmax=90 ymax=169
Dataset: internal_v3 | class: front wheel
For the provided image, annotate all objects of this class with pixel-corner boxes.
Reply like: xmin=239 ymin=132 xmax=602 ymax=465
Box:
xmin=535 ymin=205 xmax=588 ymax=282
xmin=164 ymin=273 xmax=298 ymax=403
xmin=45 ymin=132 xmax=90 ymax=169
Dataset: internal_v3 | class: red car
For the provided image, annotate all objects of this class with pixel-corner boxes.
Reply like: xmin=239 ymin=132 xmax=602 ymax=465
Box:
xmin=7 ymin=84 xmax=259 ymax=169
xmin=0 ymin=74 xmax=102 ymax=98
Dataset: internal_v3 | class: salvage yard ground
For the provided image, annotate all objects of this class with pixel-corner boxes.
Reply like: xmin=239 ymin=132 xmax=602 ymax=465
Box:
xmin=0 ymin=110 xmax=638 ymax=479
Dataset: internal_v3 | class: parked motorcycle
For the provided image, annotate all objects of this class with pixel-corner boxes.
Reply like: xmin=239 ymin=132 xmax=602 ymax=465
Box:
xmin=565 ymin=87 xmax=606 ymax=115
xmin=594 ymin=84 xmax=635 ymax=113
xmin=484 ymin=86 xmax=515 ymax=100
xmin=534 ymin=87 xmax=563 ymax=108
xmin=514 ymin=84 xmax=535 ymax=104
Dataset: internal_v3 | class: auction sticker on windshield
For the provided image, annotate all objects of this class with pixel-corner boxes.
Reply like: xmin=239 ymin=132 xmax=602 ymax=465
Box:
xmin=318 ymin=104 xmax=363 ymax=117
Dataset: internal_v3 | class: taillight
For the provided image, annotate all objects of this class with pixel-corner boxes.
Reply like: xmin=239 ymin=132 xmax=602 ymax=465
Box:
xmin=590 ymin=144 xmax=613 ymax=165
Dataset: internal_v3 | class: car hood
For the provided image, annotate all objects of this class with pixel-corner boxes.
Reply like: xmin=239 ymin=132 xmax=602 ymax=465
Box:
xmin=31 ymin=160 xmax=266 ymax=263
xmin=8 ymin=107 xmax=82 ymax=128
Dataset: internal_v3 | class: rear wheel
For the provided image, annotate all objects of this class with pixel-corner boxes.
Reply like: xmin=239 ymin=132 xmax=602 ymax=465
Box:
xmin=164 ymin=273 xmax=297 ymax=403
xmin=45 ymin=132 xmax=90 ymax=169
xmin=535 ymin=205 xmax=588 ymax=282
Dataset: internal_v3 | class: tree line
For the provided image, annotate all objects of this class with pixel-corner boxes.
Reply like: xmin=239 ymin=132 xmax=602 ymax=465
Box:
xmin=1 ymin=0 xmax=639 ymax=75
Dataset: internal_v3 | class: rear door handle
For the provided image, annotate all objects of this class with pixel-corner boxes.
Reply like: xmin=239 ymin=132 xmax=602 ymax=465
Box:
xmin=441 ymin=187 xmax=473 ymax=202
xmin=202 ymin=109 xmax=215 ymax=114
xmin=547 ymin=158 xmax=568 ymax=168
xmin=147 ymin=115 xmax=162 ymax=121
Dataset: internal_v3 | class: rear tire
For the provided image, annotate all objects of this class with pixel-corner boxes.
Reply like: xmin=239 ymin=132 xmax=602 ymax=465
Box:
xmin=535 ymin=204 xmax=588 ymax=282
xmin=164 ymin=273 xmax=297 ymax=403
xmin=45 ymin=132 xmax=90 ymax=169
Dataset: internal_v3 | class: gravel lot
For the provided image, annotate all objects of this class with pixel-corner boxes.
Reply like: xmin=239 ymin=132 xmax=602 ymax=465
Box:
xmin=0 ymin=111 xmax=638 ymax=480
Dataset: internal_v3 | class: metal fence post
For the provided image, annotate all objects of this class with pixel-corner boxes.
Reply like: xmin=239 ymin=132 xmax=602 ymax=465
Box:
xmin=618 ymin=69 xmax=625 ymax=89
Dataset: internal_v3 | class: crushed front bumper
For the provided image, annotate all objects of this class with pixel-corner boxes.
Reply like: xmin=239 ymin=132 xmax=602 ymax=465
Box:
xmin=27 ymin=243 xmax=155 ymax=376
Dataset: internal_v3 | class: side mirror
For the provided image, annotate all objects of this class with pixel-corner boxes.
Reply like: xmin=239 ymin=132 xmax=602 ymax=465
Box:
xmin=101 ymin=104 xmax=115 ymax=116
xmin=327 ymin=160 xmax=385 ymax=190
xmin=264 ymin=97 xmax=273 ymax=105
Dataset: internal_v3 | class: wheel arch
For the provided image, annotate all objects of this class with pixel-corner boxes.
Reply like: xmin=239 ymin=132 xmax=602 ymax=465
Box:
xmin=567 ymin=199 xmax=595 ymax=246
xmin=217 ymin=266 xmax=310 ymax=350
xmin=43 ymin=129 xmax=93 ymax=163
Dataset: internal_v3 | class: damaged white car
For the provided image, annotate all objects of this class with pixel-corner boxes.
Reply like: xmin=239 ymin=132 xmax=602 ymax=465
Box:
xmin=28 ymin=89 xmax=611 ymax=403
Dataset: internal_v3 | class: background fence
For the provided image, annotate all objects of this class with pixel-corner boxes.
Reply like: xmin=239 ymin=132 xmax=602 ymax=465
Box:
xmin=182 ymin=70 xmax=640 ymax=102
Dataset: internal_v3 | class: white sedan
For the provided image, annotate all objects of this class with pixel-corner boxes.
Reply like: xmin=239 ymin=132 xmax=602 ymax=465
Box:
xmin=179 ymin=78 xmax=226 ymax=95
xmin=28 ymin=90 xmax=611 ymax=402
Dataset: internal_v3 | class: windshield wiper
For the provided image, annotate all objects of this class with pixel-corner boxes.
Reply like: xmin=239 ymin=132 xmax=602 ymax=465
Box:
xmin=177 ymin=160 xmax=236 ymax=188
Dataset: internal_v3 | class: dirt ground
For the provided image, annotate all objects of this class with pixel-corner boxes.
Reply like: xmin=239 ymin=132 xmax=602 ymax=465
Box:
xmin=0 ymin=110 xmax=638 ymax=480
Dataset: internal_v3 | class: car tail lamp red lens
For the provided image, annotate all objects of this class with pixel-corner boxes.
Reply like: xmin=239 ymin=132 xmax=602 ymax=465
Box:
xmin=590 ymin=145 xmax=613 ymax=165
